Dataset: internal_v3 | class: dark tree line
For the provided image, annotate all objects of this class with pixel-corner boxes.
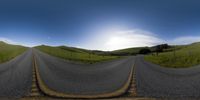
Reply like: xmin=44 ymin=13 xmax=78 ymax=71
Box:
xmin=154 ymin=44 xmax=170 ymax=55
xmin=139 ymin=48 xmax=151 ymax=54
xmin=138 ymin=44 xmax=171 ymax=55
xmin=95 ymin=44 xmax=171 ymax=56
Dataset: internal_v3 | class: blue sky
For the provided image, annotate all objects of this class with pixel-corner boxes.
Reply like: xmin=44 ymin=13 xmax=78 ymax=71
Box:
xmin=0 ymin=0 xmax=200 ymax=50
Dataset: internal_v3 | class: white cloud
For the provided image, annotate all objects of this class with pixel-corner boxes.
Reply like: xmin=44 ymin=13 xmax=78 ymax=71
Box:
xmin=170 ymin=36 xmax=200 ymax=45
xmin=80 ymin=29 xmax=165 ymax=51
xmin=0 ymin=37 xmax=17 ymax=44
xmin=0 ymin=37 xmax=38 ymax=47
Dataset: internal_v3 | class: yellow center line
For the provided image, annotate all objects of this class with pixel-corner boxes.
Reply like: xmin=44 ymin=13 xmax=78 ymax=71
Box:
xmin=33 ymin=52 xmax=135 ymax=98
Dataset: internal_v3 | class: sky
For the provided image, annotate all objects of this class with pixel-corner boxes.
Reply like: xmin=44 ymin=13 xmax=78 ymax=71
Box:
xmin=0 ymin=0 xmax=200 ymax=51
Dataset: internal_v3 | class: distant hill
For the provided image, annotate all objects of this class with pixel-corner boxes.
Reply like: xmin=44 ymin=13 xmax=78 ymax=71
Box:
xmin=0 ymin=41 xmax=27 ymax=63
xmin=35 ymin=45 xmax=118 ymax=63
xmin=36 ymin=43 xmax=187 ymax=57
xmin=111 ymin=43 xmax=189 ymax=56
xmin=1 ymin=40 xmax=199 ymax=66
xmin=111 ymin=47 xmax=149 ymax=55
xmin=58 ymin=46 xmax=90 ymax=53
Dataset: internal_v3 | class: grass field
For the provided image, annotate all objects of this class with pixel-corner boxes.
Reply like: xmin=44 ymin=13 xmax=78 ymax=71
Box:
xmin=0 ymin=41 xmax=27 ymax=63
xmin=35 ymin=45 xmax=119 ymax=63
xmin=145 ymin=42 xmax=200 ymax=68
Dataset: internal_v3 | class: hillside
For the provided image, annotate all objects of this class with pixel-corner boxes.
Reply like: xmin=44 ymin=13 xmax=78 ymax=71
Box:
xmin=0 ymin=41 xmax=27 ymax=63
xmin=111 ymin=47 xmax=149 ymax=55
xmin=145 ymin=42 xmax=200 ymax=68
xmin=35 ymin=45 xmax=119 ymax=64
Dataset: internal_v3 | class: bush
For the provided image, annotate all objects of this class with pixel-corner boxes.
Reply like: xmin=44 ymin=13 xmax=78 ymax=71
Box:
xmin=139 ymin=48 xmax=151 ymax=54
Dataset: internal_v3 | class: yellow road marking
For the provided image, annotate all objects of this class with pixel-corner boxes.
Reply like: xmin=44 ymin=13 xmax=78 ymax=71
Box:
xmin=33 ymin=52 xmax=135 ymax=98
xmin=127 ymin=63 xmax=137 ymax=97
xmin=28 ymin=55 xmax=43 ymax=97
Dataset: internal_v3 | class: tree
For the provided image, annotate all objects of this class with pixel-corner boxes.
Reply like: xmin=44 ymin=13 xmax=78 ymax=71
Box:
xmin=155 ymin=45 xmax=163 ymax=56
xmin=139 ymin=48 xmax=151 ymax=54
xmin=154 ymin=44 xmax=169 ymax=55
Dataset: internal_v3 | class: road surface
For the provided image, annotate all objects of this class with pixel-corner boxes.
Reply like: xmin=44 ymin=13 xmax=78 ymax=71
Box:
xmin=0 ymin=49 xmax=32 ymax=97
xmin=135 ymin=55 xmax=200 ymax=98
xmin=3 ymin=48 xmax=200 ymax=98
xmin=33 ymin=49 xmax=134 ymax=96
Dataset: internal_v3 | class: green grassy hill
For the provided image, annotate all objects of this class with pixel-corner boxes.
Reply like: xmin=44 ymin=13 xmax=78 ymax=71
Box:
xmin=0 ymin=41 xmax=27 ymax=63
xmin=111 ymin=47 xmax=148 ymax=55
xmin=145 ymin=42 xmax=200 ymax=68
xmin=35 ymin=45 xmax=119 ymax=64
xmin=58 ymin=46 xmax=90 ymax=53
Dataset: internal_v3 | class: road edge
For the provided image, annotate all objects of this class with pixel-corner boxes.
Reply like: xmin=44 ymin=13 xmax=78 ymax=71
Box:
xmin=33 ymin=53 xmax=135 ymax=99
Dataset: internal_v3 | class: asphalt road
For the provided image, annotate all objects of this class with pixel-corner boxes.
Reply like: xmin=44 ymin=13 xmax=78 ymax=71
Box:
xmin=135 ymin=55 xmax=200 ymax=98
xmin=33 ymin=49 xmax=134 ymax=95
xmin=3 ymin=48 xmax=200 ymax=98
xmin=0 ymin=49 xmax=32 ymax=97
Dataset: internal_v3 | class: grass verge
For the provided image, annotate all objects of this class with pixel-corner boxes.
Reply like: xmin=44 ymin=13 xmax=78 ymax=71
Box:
xmin=0 ymin=41 xmax=27 ymax=63
xmin=145 ymin=42 xmax=200 ymax=68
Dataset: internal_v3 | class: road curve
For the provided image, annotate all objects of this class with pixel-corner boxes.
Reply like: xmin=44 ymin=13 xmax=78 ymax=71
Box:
xmin=135 ymin=55 xmax=200 ymax=98
xmin=33 ymin=49 xmax=134 ymax=97
xmin=0 ymin=49 xmax=32 ymax=97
